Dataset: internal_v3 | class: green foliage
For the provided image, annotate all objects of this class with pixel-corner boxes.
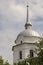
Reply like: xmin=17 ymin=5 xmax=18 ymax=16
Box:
xmin=28 ymin=39 xmax=43 ymax=65
xmin=0 ymin=56 xmax=4 ymax=65
xmin=27 ymin=57 xmax=41 ymax=65
xmin=37 ymin=39 xmax=43 ymax=65
xmin=0 ymin=56 xmax=10 ymax=65
xmin=17 ymin=60 xmax=28 ymax=65
xmin=4 ymin=60 xmax=10 ymax=65
xmin=14 ymin=60 xmax=28 ymax=65
xmin=14 ymin=63 xmax=17 ymax=65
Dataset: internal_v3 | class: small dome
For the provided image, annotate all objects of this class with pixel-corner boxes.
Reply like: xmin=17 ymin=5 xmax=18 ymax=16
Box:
xmin=19 ymin=29 xmax=40 ymax=37
xmin=15 ymin=28 xmax=42 ymax=44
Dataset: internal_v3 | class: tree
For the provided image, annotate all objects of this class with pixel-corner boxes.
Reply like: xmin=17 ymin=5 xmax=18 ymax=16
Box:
xmin=0 ymin=56 xmax=10 ymax=65
xmin=25 ymin=39 xmax=43 ymax=65
xmin=0 ymin=56 xmax=4 ymax=65
xmin=4 ymin=60 xmax=10 ymax=65
xmin=37 ymin=39 xmax=43 ymax=65
xmin=14 ymin=63 xmax=17 ymax=65
xmin=18 ymin=60 xmax=28 ymax=65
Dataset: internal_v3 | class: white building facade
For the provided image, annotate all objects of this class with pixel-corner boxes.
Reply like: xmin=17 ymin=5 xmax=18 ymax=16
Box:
xmin=12 ymin=4 xmax=43 ymax=64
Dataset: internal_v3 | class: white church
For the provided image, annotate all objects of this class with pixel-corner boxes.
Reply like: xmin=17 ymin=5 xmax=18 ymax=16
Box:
xmin=12 ymin=4 xmax=43 ymax=63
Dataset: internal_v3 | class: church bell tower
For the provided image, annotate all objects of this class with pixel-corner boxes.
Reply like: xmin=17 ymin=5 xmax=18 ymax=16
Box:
xmin=12 ymin=2 xmax=42 ymax=64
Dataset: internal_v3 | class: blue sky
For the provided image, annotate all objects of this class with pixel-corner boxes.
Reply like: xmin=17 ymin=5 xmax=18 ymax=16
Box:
xmin=0 ymin=0 xmax=43 ymax=65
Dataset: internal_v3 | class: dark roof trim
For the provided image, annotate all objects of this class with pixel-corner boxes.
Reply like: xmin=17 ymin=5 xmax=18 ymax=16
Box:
xmin=12 ymin=42 xmax=35 ymax=51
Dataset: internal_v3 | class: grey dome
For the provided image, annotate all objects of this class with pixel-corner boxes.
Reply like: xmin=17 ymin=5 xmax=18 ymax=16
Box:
xmin=15 ymin=28 xmax=42 ymax=45
xmin=19 ymin=29 xmax=40 ymax=37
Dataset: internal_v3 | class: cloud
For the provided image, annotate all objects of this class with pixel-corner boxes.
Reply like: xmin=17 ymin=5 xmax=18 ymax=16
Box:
xmin=0 ymin=0 xmax=26 ymax=23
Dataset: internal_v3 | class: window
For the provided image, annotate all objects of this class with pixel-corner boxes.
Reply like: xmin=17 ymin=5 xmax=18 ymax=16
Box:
xmin=19 ymin=51 xmax=22 ymax=59
xmin=21 ymin=41 xmax=22 ymax=44
xmin=30 ymin=50 xmax=34 ymax=57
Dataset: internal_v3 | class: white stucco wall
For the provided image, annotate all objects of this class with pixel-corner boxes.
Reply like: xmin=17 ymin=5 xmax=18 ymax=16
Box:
xmin=13 ymin=43 xmax=37 ymax=63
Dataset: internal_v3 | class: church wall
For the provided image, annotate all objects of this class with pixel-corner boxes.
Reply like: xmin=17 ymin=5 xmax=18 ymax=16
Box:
xmin=24 ymin=43 xmax=37 ymax=58
xmin=13 ymin=43 xmax=37 ymax=63
xmin=13 ymin=44 xmax=26 ymax=63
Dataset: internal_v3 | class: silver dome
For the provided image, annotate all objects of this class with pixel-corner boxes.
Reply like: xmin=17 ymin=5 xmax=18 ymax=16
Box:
xmin=19 ymin=29 xmax=40 ymax=37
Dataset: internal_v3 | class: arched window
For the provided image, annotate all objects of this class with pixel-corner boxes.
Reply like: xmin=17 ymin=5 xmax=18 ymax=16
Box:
xmin=19 ymin=51 xmax=22 ymax=59
xmin=30 ymin=50 xmax=34 ymax=57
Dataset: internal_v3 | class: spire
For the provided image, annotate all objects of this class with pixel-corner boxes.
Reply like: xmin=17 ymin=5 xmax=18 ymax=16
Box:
xmin=25 ymin=3 xmax=32 ymax=29
xmin=27 ymin=4 xmax=29 ymax=23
